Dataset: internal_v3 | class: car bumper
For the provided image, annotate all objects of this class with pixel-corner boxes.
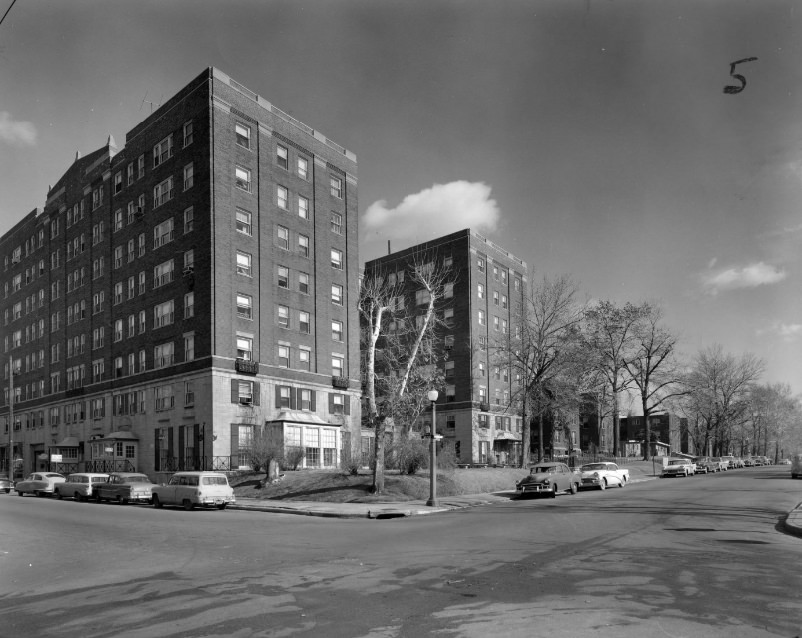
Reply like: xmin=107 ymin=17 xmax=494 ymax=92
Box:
xmin=516 ymin=484 xmax=552 ymax=495
xmin=581 ymin=478 xmax=603 ymax=487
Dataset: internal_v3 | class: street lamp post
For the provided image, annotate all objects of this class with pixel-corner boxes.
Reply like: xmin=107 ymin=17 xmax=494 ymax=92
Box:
xmin=426 ymin=389 xmax=439 ymax=507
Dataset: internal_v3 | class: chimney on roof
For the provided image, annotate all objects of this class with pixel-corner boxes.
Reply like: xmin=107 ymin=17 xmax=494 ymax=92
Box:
xmin=75 ymin=151 xmax=81 ymax=160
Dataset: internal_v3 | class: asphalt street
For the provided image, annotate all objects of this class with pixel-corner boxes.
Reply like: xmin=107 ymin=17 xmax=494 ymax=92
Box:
xmin=0 ymin=465 xmax=800 ymax=638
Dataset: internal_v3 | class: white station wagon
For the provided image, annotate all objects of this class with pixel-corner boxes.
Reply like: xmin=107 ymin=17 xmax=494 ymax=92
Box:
xmin=151 ymin=471 xmax=235 ymax=510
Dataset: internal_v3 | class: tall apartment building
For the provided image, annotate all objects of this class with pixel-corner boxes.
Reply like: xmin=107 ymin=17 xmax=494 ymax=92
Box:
xmin=364 ymin=229 xmax=527 ymax=465
xmin=0 ymin=68 xmax=361 ymax=479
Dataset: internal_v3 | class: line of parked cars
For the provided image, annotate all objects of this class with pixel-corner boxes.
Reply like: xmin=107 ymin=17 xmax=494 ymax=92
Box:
xmin=662 ymin=455 xmax=778 ymax=478
xmin=515 ymin=461 xmax=630 ymax=497
xmin=3 ymin=470 xmax=236 ymax=510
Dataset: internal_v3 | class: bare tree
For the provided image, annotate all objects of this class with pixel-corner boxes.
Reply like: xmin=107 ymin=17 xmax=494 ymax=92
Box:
xmin=684 ymin=344 xmax=764 ymax=456
xmin=360 ymin=255 xmax=449 ymax=494
xmin=581 ymin=301 xmax=649 ymax=456
xmin=246 ymin=425 xmax=284 ymax=487
xmin=495 ymin=275 xmax=583 ymax=466
xmin=622 ymin=304 xmax=687 ymax=459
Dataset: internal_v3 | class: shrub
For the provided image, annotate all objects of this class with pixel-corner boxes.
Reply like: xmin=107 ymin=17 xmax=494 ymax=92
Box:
xmin=395 ymin=435 xmax=428 ymax=475
xmin=283 ymin=446 xmax=305 ymax=471
xmin=436 ymin=440 xmax=457 ymax=470
xmin=339 ymin=444 xmax=361 ymax=476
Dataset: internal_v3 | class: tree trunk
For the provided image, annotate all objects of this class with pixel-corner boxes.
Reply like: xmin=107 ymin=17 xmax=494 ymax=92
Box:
xmin=538 ymin=411 xmax=545 ymax=462
xmin=519 ymin=394 xmax=530 ymax=468
xmin=371 ymin=415 xmax=386 ymax=494
xmin=642 ymin=396 xmax=651 ymax=461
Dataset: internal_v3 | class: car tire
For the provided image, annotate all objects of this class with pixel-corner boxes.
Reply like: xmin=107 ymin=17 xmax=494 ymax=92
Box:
xmin=116 ymin=495 xmax=124 ymax=505
xmin=121 ymin=497 xmax=129 ymax=505
xmin=2 ymin=488 xmax=9 ymax=494
xmin=599 ymin=479 xmax=606 ymax=490
xmin=550 ymin=485 xmax=557 ymax=498
xmin=95 ymin=493 xmax=104 ymax=504
xmin=793 ymin=473 xmax=798 ymax=479
xmin=217 ymin=503 xmax=227 ymax=510
xmin=55 ymin=490 xmax=63 ymax=500
xmin=152 ymin=495 xmax=162 ymax=508
xmin=17 ymin=490 xmax=23 ymax=496
xmin=619 ymin=478 xmax=626 ymax=488
xmin=76 ymin=493 xmax=85 ymax=503
xmin=182 ymin=499 xmax=194 ymax=511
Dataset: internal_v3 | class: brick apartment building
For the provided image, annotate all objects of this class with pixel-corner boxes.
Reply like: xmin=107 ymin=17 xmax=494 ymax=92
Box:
xmin=364 ymin=229 xmax=528 ymax=465
xmin=0 ymin=68 xmax=361 ymax=479
xmin=620 ymin=412 xmax=690 ymax=457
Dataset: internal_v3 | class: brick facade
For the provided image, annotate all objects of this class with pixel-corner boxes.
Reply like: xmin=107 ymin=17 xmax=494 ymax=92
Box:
xmin=0 ymin=68 xmax=361 ymax=479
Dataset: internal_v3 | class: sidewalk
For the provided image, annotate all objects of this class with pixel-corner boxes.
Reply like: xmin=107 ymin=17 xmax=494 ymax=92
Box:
xmin=230 ymin=475 xmax=660 ymax=519
xmin=784 ymin=503 xmax=802 ymax=538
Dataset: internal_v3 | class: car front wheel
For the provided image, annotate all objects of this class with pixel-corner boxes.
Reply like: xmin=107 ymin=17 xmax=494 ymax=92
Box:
xmin=599 ymin=479 xmax=606 ymax=490
xmin=152 ymin=495 xmax=162 ymax=508
xmin=182 ymin=499 xmax=194 ymax=511
xmin=217 ymin=503 xmax=227 ymax=510
xmin=569 ymin=482 xmax=578 ymax=495
xmin=550 ymin=485 xmax=557 ymax=498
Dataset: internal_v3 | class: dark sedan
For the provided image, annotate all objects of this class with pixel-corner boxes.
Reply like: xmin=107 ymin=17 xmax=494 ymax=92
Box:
xmin=94 ymin=472 xmax=156 ymax=504
xmin=515 ymin=462 xmax=581 ymax=498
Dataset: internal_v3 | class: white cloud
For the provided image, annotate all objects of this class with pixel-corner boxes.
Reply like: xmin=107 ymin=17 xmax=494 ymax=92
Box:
xmin=757 ymin=322 xmax=802 ymax=342
xmin=0 ymin=112 xmax=37 ymax=146
xmin=362 ymin=181 xmax=500 ymax=245
xmin=701 ymin=261 xmax=786 ymax=295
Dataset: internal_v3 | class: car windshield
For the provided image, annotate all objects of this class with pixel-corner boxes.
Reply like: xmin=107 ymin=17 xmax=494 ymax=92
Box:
xmin=532 ymin=466 xmax=556 ymax=473
xmin=202 ymin=476 xmax=228 ymax=485
xmin=668 ymin=460 xmax=686 ymax=466
xmin=126 ymin=475 xmax=150 ymax=483
xmin=45 ymin=473 xmax=63 ymax=478
xmin=581 ymin=464 xmax=607 ymax=471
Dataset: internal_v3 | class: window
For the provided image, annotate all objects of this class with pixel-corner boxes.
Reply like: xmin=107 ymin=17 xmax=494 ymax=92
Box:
xmin=478 ymin=258 xmax=485 ymax=273
xmin=277 ymin=386 xmax=292 ymax=408
xmin=299 ymin=311 xmax=310 ymax=334
xmin=139 ymin=310 xmax=146 ymax=333
xmin=153 ymin=259 xmax=175 ymax=288
xmin=277 ymin=145 xmax=288 ymax=170
xmin=114 ymin=209 xmax=124 ymax=232
xmin=444 ymin=255 xmax=453 ymax=269
xmin=184 ymin=207 xmax=194 ymax=234
xmin=138 ymin=233 xmax=146 ymax=256
xmin=478 ymin=310 xmax=485 ymax=325
xmin=237 ymin=335 xmax=253 ymax=360
xmin=298 ymin=234 xmax=309 ymax=257
xmin=299 ymin=272 xmax=309 ymax=294
xmin=331 ymin=249 xmax=343 ymax=270
xmin=477 ymin=283 xmax=484 ymax=299
xmin=332 ymin=320 xmax=343 ymax=342
xmin=235 ymin=208 xmax=252 ymax=235
xmin=155 ymin=384 xmax=175 ymax=411
xmin=138 ymin=271 xmax=146 ymax=295
xmin=415 ymin=289 xmax=431 ymax=305
xmin=298 ymin=389 xmax=312 ymax=411
xmin=92 ymin=292 xmax=104 ymax=314
xmin=277 ymin=344 xmax=289 ymax=368
xmin=445 ymin=360 xmax=454 ymax=379
xmin=153 ymin=177 xmax=174 ymax=208
xmin=478 ymin=362 xmax=485 ymax=377
xmin=113 ymin=282 xmax=123 ymax=305
xmin=184 ymin=333 xmax=195 ymax=362
xmin=236 ymin=251 xmax=252 ymax=277
xmin=277 ymin=266 xmax=289 ymax=288
xmin=114 ymin=245 xmax=123 ymax=269
xmin=332 ymin=355 xmax=344 ymax=377
xmin=331 ymin=393 xmax=347 ymax=415
xmin=92 ymin=359 xmax=105 ymax=384
xmin=331 ymin=212 xmax=342 ymax=234
xmin=92 ymin=327 xmax=104 ymax=350
xmin=237 ymin=293 xmax=252 ymax=319
xmin=183 ymin=163 xmax=194 ymax=190
xmin=298 ymin=347 xmax=311 ymax=371
xmin=183 ymin=120 xmax=193 ymax=147
xmin=277 ymin=185 xmax=288 ymax=210
xmin=235 ymin=166 xmax=251 ymax=192
xmin=92 ymin=186 xmax=104 ymax=210
xmin=278 ymin=305 xmax=289 ymax=329
xmin=128 ymin=314 xmax=136 ymax=337
xmin=277 ymin=226 xmax=289 ymax=250
xmin=92 ymin=257 xmax=104 ymax=280
xmin=153 ymin=300 xmax=175 ymax=329
xmin=502 ymin=294 xmax=508 ymax=309
xmin=114 ymin=171 xmax=123 ymax=194
xmin=154 ymin=342 xmax=175 ymax=369
xmin=184 ymin=292 xmax=194 ymax=318
xmin=443 ymin=307 xmax=454 ymax=326
xmin=493 ymin=316 xmax=500 ymax=331
xmin=153 ymin=134 xmax=173 ymax=167
xmin=235 ymin=123 xmax=251 ymax=149
xmin=493 ymin=291 xmax=499 ymax=306
xmin=502 ymin=318 xmax=508 ymax=334
xmin=138 ymin=154 xmax=145 ymax=178
xmin=298 ymin=196 xmax=309 ymax=220
xmin=298 ymin=156 xmax=308 ymax=179
xmin=331 ymin=284 xmax=343 ymax=305
xmin=127 ymin=163 xmax=134 ymax=186
xmin=330 ymin=176 xmax=343 ymax=198
xmin=493 ymin=266 xmax=499 ymax=281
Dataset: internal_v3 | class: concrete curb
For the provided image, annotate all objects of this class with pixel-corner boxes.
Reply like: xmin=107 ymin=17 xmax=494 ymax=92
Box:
xmin=782 ymin=501 xmax=802 ymax=538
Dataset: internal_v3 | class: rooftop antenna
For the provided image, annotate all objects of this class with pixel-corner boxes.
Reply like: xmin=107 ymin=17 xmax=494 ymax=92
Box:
xmin=139 ymin=91 xmax=163 ymax=114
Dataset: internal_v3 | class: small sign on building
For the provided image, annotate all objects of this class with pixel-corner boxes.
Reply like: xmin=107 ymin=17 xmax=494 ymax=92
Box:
xmin=50 ymin=454 xmax=63 ymax=463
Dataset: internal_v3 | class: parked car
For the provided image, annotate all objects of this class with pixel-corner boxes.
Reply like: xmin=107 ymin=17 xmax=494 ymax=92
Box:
xmin=708 ymin=457 xmax=729 ymax=472
xmin=15 ymin=472 xmax=66 ymax=497
xmin=0 ymin=473 xmax=12 ymax=494
xmin=151 ymin=471 xmax=235 ymax=510
xmin=578 ymin=462 xmax=629 ymax=490
xmin=662 ymin=459 xmax=695 ymax=477
xmin=720 ymin=455 xmax=737 ymax=469
xmin=779 ymin=458 xmax=791 ymax=465
xmin=515 ymin=462 xmax=581 ymax=498
xmin=55 ymin=473 xmax=109 ymax=501
xmin=743 ymin=457 xmax=755 ymax=467
xmin=95 ymin=472 xmax=157 ymax=504
xmin=791 ymin=454 xmax=802 ymax=479
xmin=693 ymin=457 xmax=715 ymax=474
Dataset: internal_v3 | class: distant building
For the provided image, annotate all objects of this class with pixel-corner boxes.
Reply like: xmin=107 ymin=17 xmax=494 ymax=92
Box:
xmin=620 ymin=412 xmax=687 ymax=457
xmin=364 ymin=229 xmax=528 ymax=465
xmin=0 ymin=68 xmax=361 ymax=479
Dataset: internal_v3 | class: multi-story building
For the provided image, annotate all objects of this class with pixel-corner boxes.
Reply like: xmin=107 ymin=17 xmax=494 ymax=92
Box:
xmin=621 ymin=412 xmax=686 ymax=457
xmin=0 ymin=68 xmax=361 ymax=479
xmin=364 ymin=229 xmax=527 ymax=465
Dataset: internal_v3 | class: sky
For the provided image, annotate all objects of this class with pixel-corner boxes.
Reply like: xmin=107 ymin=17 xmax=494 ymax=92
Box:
xmin=0 ymin=0 xmax=800 ymax=395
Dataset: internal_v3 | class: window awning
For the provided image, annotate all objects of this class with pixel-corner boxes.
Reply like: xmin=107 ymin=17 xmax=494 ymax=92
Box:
xmin=494 ymin=431 xmax=520 ymax=441
xmin=269 ymin=410 xmax=336 ymax=426
xmin=103 ymin=430 xmax=139 ymax=440
xmin=55 ymin=437 xmax=79 ymax=447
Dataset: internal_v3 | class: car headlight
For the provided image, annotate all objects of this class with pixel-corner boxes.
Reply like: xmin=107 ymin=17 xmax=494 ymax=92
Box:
xmin=543 ymin=478 xmax=550 ymax=485
xmin=593 ymin=472 xmax=600 ymax=478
